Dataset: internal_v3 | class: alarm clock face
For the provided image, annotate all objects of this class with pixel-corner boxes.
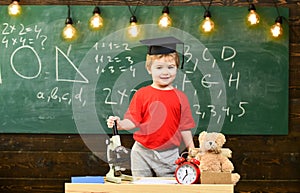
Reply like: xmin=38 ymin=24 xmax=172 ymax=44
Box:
xmin=175 ymin=162 xmax=199 ymax=184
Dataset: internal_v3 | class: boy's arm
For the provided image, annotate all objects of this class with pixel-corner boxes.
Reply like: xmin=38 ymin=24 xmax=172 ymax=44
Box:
xmin=180 ymin=130 xmax=195 ymax=151
xmin=107 ymin=116 xmax=136 ymax=131
xmin=118 ymin=118 xmax=136 ymax=130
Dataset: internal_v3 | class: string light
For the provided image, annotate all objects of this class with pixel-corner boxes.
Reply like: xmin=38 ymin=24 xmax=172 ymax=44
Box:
xmin=199 ymin=0 xmax=214 ymax=33
xmin=8 ymin=0 xmax=22 ymax=16
xmin=62 ymin=5 xmax=77 ymax=41
xmin=125 ymin=0 xmax=140 ymax=38
xmin=89 ymin=6 xmax=104 ymax=30
xmin=270 ymin=16 xmax=283 ymax=38
xmin=128 ymin=15 xmax=140 ymax=38
xmin=200 ymin=10 xmax=214 ymax=33
xmin=9 ymin=3 xmax=284 ymax=40
xmin=158 ymin=6 xmax=172 ymax=28
xmin=270 ymin=0 xmax=284 ymax=38
xmin=247 ymin=3 xmax=260 ymax=25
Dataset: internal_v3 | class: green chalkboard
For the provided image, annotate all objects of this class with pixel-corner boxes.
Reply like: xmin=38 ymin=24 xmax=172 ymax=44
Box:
xmin=0 ymin=5 xmax=289 ymax=134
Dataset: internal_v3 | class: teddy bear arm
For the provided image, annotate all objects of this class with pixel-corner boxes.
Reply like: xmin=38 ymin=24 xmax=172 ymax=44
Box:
xmin=231 ymin=173 xmax=240 ymax=185
xmin=220 ymin=156 xmax=234 ymax=172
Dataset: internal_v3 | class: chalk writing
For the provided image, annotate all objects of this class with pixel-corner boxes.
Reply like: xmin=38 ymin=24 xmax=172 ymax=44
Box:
xmin=93 ymin=42 xmax=131 ymax=51
xmin=1 ymin=23 xmax=47 ymax=49
xmin=36 ymin=86 xmax=86 ymax=107
xmin=192 ymin=101 xmax=248 ymax=122
xmin=10 ymin=45 xmax=41 ymax=79
xmin=55 ymin=46 xmax=89 ymax=83
xmin=1 ymin=27 xmax=248 ymax=125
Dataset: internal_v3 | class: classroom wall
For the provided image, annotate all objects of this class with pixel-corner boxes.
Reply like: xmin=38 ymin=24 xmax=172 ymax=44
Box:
xmin=0 ymin=0 xmax=299 ymax=193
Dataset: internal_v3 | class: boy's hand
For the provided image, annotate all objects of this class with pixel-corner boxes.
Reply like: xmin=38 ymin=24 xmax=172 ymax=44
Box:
xmin=107 ymin=116 xmax=120 ymax=128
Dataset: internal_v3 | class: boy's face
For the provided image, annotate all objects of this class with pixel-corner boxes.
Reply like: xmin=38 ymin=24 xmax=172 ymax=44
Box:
xmin=147 ymin=56 xmax=177 ymax=89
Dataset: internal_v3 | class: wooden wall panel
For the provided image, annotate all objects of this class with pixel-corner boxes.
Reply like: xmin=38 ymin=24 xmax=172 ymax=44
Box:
xmin=0 ymin=134 xmax=299 ymax=192
xmin=0 ymin=145 xmax=299 ymax=179
xmin=0 ymin=0 xmax=299 ymax=193
xmin=0 ymin=151 xmax=108 ymax=178
xmin=0 ymin=179 xmax=64 ymax=193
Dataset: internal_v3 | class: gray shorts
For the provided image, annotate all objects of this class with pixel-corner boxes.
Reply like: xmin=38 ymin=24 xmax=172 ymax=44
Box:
xmin=130 ymin=141 xmax=179 ymax=177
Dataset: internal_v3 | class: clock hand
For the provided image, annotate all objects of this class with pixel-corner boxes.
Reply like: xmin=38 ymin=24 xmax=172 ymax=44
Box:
xmin=182 ymin=169 xmax=188 ymax=181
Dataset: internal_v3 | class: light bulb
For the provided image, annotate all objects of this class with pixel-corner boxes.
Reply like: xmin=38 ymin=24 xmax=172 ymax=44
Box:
xmin=8 ymin=0 xmax=22 ymax=16
xmin=247 ymin=10 xmax=260 ymax=25
xmin=62 ymin=17 xmax=77 ymax=41
xmin=62 ymin=24 xmax=77 ymax=40
xmin=200 ymin=11 xmax=214 ymax=33
xmin=247 ymin=4 xmax=259 ymax=25
xmin=158 ymin=6 xmax=172 ymax=28
xmin=271 ymin=23 xmax=282 ymax=38
xmin=89 ymin=6 xmax=103 ymax=30
xmin=128 ymin=16 xmax=139 ymax=38
xmin=201 ymin=17 xmax=214 ymax=32
xmin=270 ymin=16 xmax=283 ymax=38
xmin=128 ymin=22 xmax=139 ymax=38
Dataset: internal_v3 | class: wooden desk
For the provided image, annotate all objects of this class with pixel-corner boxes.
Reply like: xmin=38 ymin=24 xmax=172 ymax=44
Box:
xmin=65 ymin=182 xmax=234 ymax=193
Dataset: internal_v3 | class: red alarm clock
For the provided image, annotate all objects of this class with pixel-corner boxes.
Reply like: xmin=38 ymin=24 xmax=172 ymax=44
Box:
xmin=175 ymin=156 xmax=200 ymax=184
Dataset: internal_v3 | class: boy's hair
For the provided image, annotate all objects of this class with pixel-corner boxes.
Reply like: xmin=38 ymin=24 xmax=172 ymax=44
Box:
xmin=145 ymin=52 xmax=180 ymax=70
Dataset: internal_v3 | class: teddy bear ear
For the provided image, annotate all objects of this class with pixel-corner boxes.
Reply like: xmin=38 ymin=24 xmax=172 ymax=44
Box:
xmin=198 ymin=131 xmax=207 ymax=141
xmin=217 ymin=132 xmax=226 ymax=146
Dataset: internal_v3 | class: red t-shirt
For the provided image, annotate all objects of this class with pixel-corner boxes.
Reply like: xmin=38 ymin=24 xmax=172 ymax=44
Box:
xmin=124 ymin=86 xmax=195 ymax=150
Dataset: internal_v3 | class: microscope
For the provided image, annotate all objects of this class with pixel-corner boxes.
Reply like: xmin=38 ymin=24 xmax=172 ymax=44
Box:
xmin=106 ymin=120 xmax=133 ymax=183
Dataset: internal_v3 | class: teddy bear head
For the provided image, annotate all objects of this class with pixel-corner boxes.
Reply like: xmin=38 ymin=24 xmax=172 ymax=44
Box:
xmin=198 ymin=131 xmax=226 ymax=154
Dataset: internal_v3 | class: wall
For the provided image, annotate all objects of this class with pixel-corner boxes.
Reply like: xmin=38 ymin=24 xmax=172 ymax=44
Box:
xmin=0 ymin=0 xmax=299 ymax=192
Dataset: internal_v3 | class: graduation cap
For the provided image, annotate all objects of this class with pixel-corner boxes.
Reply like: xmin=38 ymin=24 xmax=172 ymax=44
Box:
xmin=140 ymin=36 xmax=185 ymax=69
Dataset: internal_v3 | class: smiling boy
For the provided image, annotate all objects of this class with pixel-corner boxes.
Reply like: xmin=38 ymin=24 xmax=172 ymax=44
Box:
xmin=107 ymin=36 xmax=195 ymax=177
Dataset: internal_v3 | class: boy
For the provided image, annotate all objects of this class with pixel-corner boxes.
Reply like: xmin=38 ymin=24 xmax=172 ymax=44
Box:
xmin=107 ymin=36 xmax=195 ymax=177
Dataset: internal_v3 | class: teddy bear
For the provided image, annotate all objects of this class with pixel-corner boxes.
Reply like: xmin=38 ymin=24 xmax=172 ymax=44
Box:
xmin=193 ymin=131 xmax=240 ymax=185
